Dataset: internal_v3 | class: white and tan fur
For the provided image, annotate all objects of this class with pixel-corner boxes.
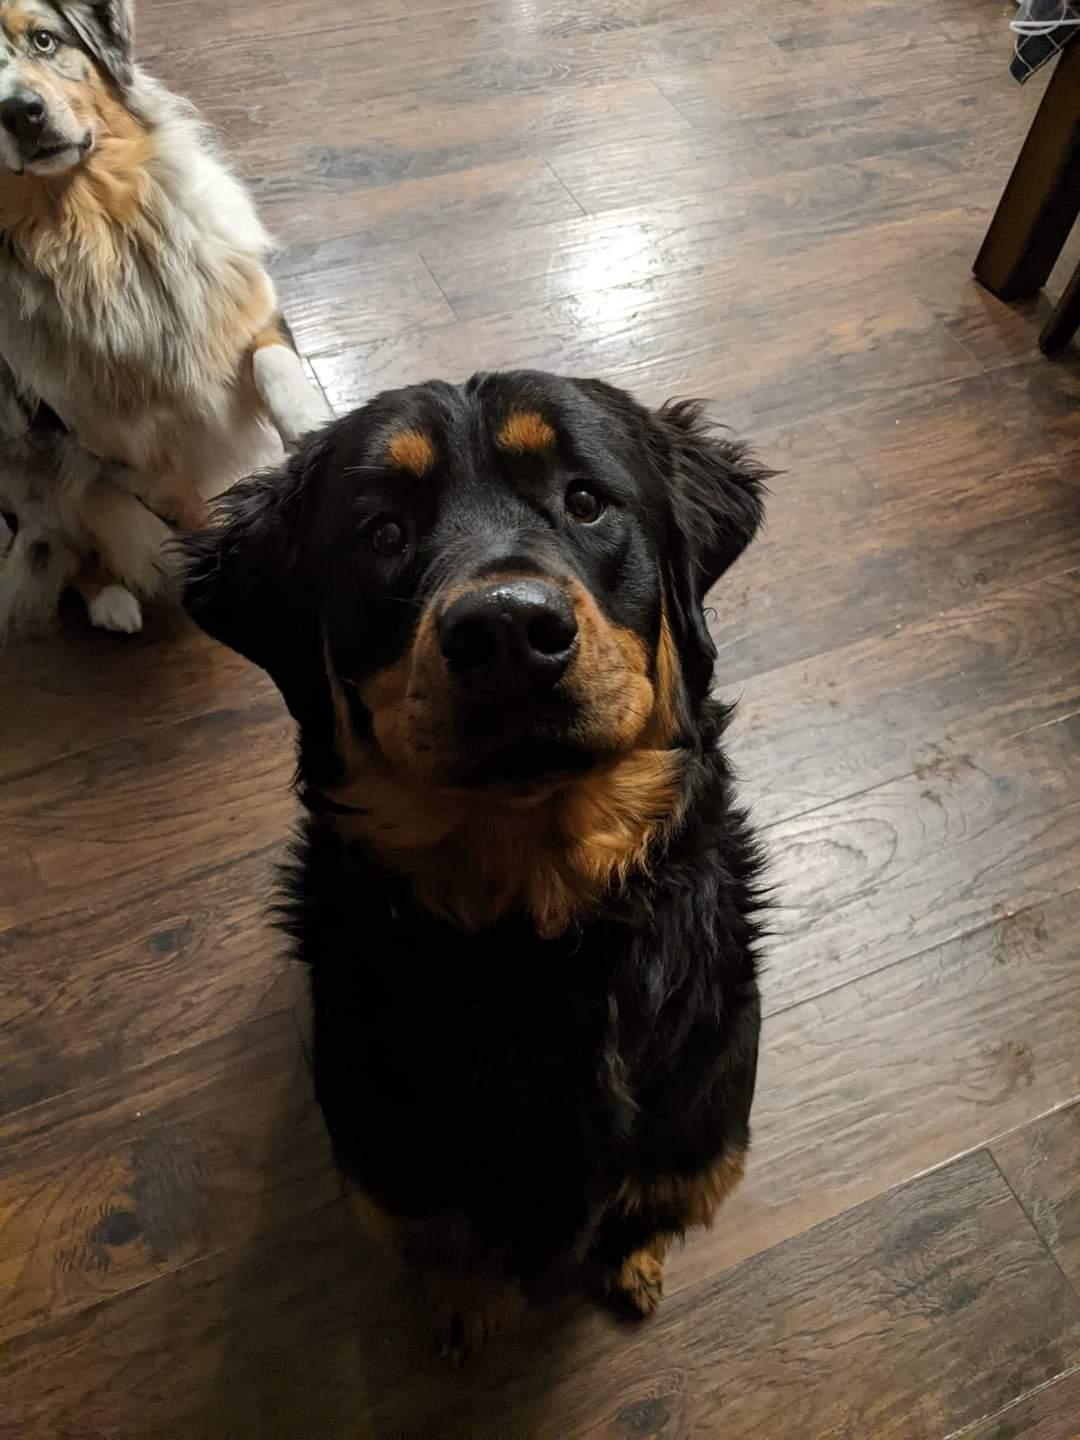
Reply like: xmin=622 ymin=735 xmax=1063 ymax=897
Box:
xmin=0 ymin=0 xmax=331 ymax=634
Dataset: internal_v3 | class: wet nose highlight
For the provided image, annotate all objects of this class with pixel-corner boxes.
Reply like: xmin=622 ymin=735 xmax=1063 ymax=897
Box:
xmin=439 ymin=579 xmax=578 ymax=693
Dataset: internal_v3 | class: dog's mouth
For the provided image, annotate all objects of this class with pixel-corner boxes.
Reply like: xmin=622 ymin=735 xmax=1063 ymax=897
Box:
xmin=461 ymin=737 xmax=596 ymax=790
xmin=15 ymin=133 xmax=93 ymax=173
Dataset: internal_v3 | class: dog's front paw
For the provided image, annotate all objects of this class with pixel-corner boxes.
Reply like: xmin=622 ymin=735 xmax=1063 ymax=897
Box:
xmin=88 ymin=584 xmax=143 ymax=634
xmin=601 ymin=1243 xmax=667 ymax=1321
xmin=426 ymin=1271 xmax=524 ymax=1366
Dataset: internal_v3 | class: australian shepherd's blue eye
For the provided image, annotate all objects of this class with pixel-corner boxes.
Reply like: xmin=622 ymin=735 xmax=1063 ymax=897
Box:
xmin=32 ymin=29 xmax=58 ymax=54
xmin=565 ymin=484 xmax=605 ymax=524
xmin=370 ymin=517 xmax=406 ymax=557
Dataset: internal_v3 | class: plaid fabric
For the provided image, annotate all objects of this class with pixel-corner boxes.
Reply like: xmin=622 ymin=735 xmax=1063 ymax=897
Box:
xmin=1011 ymin=0 xmax=1080 ymax=82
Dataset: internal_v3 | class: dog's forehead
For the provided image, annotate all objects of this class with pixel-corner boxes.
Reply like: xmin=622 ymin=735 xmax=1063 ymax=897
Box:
xmin=0 ymin=0 xmax=55 ymax=37
xmin=354 ymin=372 xmax=606 ymax=483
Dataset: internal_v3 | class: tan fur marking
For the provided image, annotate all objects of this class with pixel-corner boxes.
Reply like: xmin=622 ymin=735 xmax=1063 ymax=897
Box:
xmin=4 ymin=5 xmax=33 ymax=37
xmin=645 ymin=610 xmax=681 ymax=747
xmin=604 ymin=1236 xmax=669 ymax=1319
xmin=323 ymin=574 xmax=685 ymax=937
xmin=251 ymin=314 xmax=290 ymax=352
xmin=497 ymin=411 xmax=556 ymax=453
xmin=618 ymin=1150 xmax=747 ymax=1231
xmin=387 ymin=430 xmax=436 ymax=476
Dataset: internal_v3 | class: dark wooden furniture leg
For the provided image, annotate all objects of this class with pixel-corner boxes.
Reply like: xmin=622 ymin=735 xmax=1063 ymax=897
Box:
xmin=1039 ymin=259 xmax=1080 ymax=353
xmin=973 ymin=41 xmax=1080 ymax=302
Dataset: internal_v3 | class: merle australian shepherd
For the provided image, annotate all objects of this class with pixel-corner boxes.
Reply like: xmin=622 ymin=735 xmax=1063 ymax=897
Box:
xmin=182 ymin=369 xmax=770 ymax=1361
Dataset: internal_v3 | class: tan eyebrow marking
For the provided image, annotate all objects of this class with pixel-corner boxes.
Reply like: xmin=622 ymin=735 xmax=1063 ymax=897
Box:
xmin=497 ymin=411 xmax=556 ymax=454
xmin=386 ymin=430 xmax=436 ymax=476
xmin=5 ymin=6 xmax=35 ymax=37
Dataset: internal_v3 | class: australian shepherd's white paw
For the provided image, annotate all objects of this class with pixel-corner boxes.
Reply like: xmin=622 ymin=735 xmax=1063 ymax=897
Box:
xmin=88 ymin=584 xmax=143 ymax=635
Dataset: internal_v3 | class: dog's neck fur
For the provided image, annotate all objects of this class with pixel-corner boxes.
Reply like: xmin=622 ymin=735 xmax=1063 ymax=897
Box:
xmin=0 ymin=85 xmax=153 ymax=281
xmin=321 ymin=747 xmax=686 ymax=939
xmin=317 ymin=642 xmax=688 ymax=938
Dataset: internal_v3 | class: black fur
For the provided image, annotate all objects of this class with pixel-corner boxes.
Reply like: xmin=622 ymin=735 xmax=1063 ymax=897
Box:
xmin=182 ymin=370 xmax=770 ymax=1315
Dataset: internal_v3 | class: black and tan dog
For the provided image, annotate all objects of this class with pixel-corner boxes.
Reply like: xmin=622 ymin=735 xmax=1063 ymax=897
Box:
xmin=182 ymin=369 xmax=770 ymax=1360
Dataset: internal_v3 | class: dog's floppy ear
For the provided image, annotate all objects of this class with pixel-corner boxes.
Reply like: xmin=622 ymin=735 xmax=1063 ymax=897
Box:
xmin=57 ymin=0 xmax=135 ymax=89
xmin=181 ymin=436 xmax=328 ymax=725
xmin=651 ymin=399 xmax=771 ymax=696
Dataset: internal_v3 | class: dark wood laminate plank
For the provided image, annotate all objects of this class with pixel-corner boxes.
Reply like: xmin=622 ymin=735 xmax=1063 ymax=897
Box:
xmin=275 ymin=244 xmax=456 ymax=355
xmin=0 ymin=614 xmax=281 ymax=784
xmin=958 ymin=1367 xmax=1080 ymax=1440
xmin=0 ymin=703 xmax=295 ymax=933
xmin=0 ymin=846 xmax=299 ymax=1119
xmin=142 ymin=0 xmax=408 ymax=52
xmin=757 ymin=715 xmax=1080 ymax=1010
xmin=554 ymin=82 xmax=1034 ymax=211
xmin=651 ymin=44 xmax=868 ymax=123
xmin=823 ymin=354 xmax=1080 ymax=489
xmin=729 ymin=573 xmax=1080 ymax=828
xmin=421 ymin=147 xmax=983 ymax=322
xmin=714 ymin=410 xmax=1080 ymax=687
xmin=759 ymin=0 xmax=1009 ymax=96
xmin=0 ymin=1011 xmax=337 ymax=1347
xmin=994 ymin=1103 xmax=1080 ymax=1290
xmin=258 ymin=154 xmax=584 ymax=249
xmin=310 ymin=245 xmax=981 ymax=426
xmin=670 ymin=888 xmax=1080 ymax=1284
xmin=9 ymin=1151 xmax=1078 ymax=1439
xmin=269 ymin=1 xmax=777 ymax=110
xmin=240 ymin=75 xmax=691 ymax=200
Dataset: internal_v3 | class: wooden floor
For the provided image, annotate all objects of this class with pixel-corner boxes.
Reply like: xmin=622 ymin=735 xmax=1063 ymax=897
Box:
xmin=4 ymin=0 xmax=1080 ymax=1435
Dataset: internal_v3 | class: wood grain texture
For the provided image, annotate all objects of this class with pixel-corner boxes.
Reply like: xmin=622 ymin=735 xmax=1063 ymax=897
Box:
xmin=730 ymin=580 xmax=1080 ymax=828
xmin=311 ymin=254 xmax=982 ymax=424
xmin=759 ymin=717 xmax=1080 ymax=1007
xmin=422 ymin=146 xmax=992 ymax=321
xmin=8 ymin=1151 xmax=1078 ymax=1439
xmin=712 ymin=369 xmax=1080 ymax=685
xmin=0 ymin=845 xmax=300 ymax=1117
xmin=0 ymin=1011 xmax=337 ymax=1347
xmin=994 ymin=1103 xmax=1080 ymax=1289
xmin=0 ymin=702 xmax=294 ymax=934
xmin=958 ymin=1367 xmax=1080 ymax=1440
xmin=0 ymin=613 xmax=283 ymax=784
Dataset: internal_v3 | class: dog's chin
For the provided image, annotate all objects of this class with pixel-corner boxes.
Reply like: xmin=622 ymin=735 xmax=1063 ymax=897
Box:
xmin=459 ymin=738 xmax=597 ymax=795
xmin=16 ymin=133 xmax=94 ymax=177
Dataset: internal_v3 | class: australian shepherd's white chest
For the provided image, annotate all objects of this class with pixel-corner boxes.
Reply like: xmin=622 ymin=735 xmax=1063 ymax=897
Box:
xmin=0 ymin=0 xmax=330 ymax=635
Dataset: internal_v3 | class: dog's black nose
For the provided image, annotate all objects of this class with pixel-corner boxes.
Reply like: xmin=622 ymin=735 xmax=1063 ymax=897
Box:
xmin=439 ymin=580 xmax=578 ymax=693
xmin=1 ymin=92 xmax=47 ymax=143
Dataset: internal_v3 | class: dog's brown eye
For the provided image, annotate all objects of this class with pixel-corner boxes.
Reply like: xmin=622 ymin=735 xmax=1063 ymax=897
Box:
xmin=370 ymin=517 xmax=406 ymax=557
xmin=32 ymin=29 xmax=57 ymax=54
xmin=565 ymin=485 xmax=604 ymax=523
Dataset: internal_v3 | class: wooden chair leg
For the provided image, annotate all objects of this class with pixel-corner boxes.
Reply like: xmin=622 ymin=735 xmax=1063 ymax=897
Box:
xmin=1039 ymin=259 xmax=1080 ymax=354
xmin=973 ymin=41 xmax=1080 ymax=302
